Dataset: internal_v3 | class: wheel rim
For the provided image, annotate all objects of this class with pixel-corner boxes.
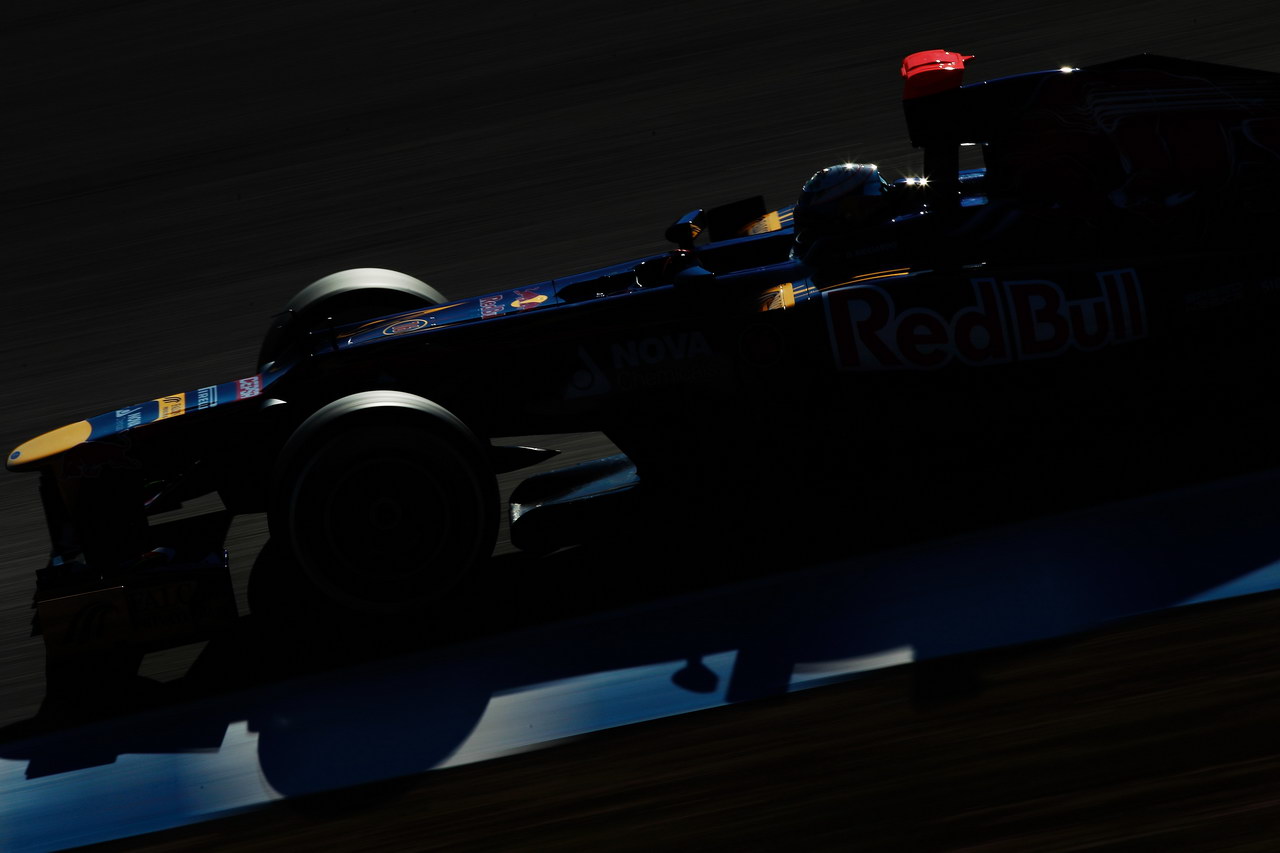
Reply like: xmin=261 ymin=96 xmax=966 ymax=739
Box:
xmin=317 ymin=452 xmax=455 ymax=582
xmin=284 ymin=423 xmax=493 ymax=612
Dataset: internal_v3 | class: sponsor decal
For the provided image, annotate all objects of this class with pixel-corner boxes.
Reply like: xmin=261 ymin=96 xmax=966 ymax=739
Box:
xmin=382 ymin=318 xmax=429 ymax=336
xmin=609 ymin=332 xmax=711 ymax=369
xmin=480 ymin=294 xmax=506 ymax=318
xmin=114 ymin=406 xmax=146 ymax=431
xmin=615 ymin=360 xmax=724 ymax=390
xmin=237 ymin=375 xmax=263 ymax=400
xmin=195 ymin=385 xmax=219 ymax=410
xmin=1183 ymin=282 xmax=1246 ymax=308
xmin=511 ymin=287 xmax=550 ymax=311
xmin=563 ymin=331 xmax=720 ymax=399
xmin=156 ymin=393 xmax=186 ymax=420
xmin=565 ymin=347 xmax=611 ymax=399
xmin=825 ymin=269 xmax=1145 ymax=371
xmin=349 ymin=304 xmax=450 ymax=337
xmin=128 ymin=581 xmax=197 ymax=630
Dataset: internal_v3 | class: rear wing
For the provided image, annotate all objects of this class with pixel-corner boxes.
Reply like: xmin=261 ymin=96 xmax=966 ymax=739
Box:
xmin=900 ymin=51 xmax=1280 ymax=217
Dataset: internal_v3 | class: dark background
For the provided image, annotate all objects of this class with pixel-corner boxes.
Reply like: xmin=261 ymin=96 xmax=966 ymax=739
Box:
xmin=6 ymin=0 xmax=1280 ymax=847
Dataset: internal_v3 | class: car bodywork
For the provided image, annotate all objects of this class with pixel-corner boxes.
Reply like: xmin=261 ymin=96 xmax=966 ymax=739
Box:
xmin=9 ymin=52 xmax=1280 ymax=665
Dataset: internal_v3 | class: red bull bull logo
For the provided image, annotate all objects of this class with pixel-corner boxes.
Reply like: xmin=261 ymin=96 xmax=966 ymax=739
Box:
xmin=511 ymin=287 xmax=550 ymax=311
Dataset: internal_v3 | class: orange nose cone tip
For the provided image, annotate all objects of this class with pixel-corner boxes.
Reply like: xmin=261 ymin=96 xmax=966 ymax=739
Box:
xmin=7 ymin=420 xmax=93 ymax=471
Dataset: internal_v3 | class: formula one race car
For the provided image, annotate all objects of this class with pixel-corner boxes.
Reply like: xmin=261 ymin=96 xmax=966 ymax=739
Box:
xmin=10 ymin=51 xmax=1280 ymax=671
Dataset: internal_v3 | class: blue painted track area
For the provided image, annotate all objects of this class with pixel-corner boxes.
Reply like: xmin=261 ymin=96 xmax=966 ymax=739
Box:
xmin=6 ymin=467 xmax=1280 ymax=850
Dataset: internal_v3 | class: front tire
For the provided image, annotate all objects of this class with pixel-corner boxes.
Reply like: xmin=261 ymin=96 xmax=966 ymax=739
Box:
xmin=268 ymin=393 xmax=498 ymax=615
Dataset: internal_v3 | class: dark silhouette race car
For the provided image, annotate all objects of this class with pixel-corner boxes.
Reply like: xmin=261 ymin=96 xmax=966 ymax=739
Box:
xmin=9 ymin=50 xmax=1280 ymax=673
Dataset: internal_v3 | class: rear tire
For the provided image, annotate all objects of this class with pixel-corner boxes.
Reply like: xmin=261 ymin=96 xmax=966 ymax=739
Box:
xmin=268 ymin=393 xmax=498 ymax=615
xmin=259 ymin=268 xmax=446 ymax=370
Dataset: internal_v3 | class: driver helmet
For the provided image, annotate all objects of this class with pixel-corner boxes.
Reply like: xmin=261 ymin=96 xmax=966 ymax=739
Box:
xmin=792 ymin=163 xmax=891 ymax=258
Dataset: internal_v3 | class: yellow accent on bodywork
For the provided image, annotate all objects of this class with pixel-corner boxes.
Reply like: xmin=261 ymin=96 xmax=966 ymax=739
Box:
xmin=745 ymin=210 xmax=783 ymax=236
xmin=7 ymin=420 xmax=92 ymax=471
xmin=156 ymin=393 xmax=186 ymax=420
xmin=820 ymin=268 xmax=912 ymax=290
xmin=758 ymin=282 xmax=797 ymax=312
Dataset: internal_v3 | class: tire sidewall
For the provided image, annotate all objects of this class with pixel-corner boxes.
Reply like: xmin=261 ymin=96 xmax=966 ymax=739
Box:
xmin=259 ymin=269 xmax=446 ymax=371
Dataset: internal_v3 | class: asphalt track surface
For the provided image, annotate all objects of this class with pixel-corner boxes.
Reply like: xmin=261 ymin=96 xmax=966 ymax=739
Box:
xmin=6 ymin=0 xmax=1280 ymax=848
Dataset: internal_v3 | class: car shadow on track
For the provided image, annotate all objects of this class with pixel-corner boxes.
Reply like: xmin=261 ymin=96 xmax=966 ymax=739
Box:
xmin=6 ymin=465 xmax=1280 ymax=802
xmin=0 ymin=514 xmax=770 ymax=745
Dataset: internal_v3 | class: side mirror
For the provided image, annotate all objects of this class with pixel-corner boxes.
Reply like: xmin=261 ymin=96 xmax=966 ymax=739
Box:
xmin=665 ymin=209 xmax=705 ymax=251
